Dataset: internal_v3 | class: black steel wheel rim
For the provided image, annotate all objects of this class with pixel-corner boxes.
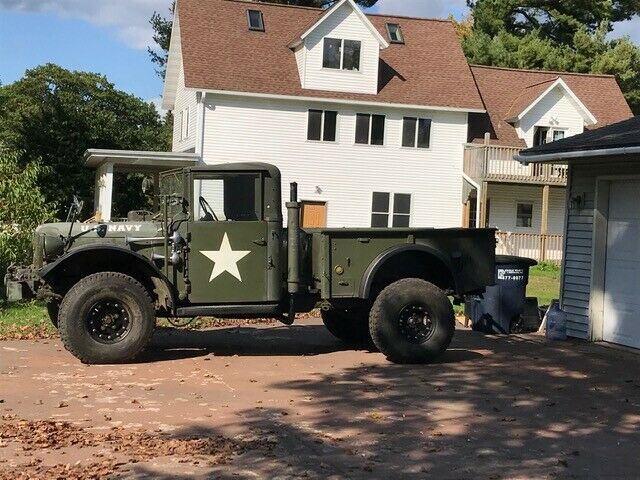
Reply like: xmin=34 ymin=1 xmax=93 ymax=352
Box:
xmin=86 ymin=299 xmax=132 ymax=344
xmin=398 ymin=304 xmax=435 ymax=344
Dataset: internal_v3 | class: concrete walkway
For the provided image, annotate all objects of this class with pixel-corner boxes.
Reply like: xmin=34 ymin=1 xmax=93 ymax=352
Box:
xmin=1 ymin=318 xmax=639 ymax=479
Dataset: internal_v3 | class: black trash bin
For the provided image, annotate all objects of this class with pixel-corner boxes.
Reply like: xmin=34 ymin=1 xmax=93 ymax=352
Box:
xmin=465 ymin=255 xmax=538 ymax=334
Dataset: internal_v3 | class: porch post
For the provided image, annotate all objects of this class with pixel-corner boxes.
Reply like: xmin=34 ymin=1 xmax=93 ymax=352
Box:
xmin=540 ymin=184 xmax=550 ymax=262
xmin=479 ymin=182 xmax=488 ymax=228
xmin=95 ymin=162 xmax=114 ymax=222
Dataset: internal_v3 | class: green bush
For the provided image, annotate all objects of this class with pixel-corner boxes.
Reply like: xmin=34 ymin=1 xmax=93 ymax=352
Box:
xmin=0 ymin=148 xmax=56 ymax=287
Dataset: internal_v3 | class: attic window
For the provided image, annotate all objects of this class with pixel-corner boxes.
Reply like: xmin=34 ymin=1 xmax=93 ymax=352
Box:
xmin=247 ymin=10 xmax=264 ymax=31
xmin=386 ymin=23 xmax=404 ymax=44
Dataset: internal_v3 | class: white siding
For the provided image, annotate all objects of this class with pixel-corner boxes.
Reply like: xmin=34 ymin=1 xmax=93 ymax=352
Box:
xmin=517 ymin=86 xmax=586 ymax=148
xmin=301 ymin=2 xmax=379 ymax=95
xmin=172 ymin=63 xmax=198 ymax=152
xmin=562 ymin=160 xmax=640 ymax=339
xmin=487 ymin=184 xmax=565 ymax=234
xmin=201 ymin=94 xmax=468 ymax=228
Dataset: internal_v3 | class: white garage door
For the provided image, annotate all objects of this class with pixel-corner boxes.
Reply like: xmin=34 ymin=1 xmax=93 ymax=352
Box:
xmin=603 ymin=180 xmax=640 ymax=349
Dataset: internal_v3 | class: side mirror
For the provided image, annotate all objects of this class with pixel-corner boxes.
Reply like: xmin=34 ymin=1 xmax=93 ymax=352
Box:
xmin=142 ymin=177 xmax=154 ymax=195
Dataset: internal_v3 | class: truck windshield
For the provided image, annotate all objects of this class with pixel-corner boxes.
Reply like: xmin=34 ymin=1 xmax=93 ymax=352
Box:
xmin=159 ymin=169 xmax=186 ymax=217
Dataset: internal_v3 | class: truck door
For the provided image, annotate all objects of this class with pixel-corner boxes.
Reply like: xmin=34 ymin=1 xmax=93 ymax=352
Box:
xmin=188 ymin=172 xmax=269 ymax=304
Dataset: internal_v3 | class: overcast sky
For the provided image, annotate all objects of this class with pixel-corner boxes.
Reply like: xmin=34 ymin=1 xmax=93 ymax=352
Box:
xmin=0 ymin=0 xmax=637 ymax=103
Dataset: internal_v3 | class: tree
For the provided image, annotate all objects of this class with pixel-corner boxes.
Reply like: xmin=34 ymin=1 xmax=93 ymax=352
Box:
xmin=148 ymin=0 xmax=379 ymax=78
xmin=0 ymin=148 xmax=56 ymax=279
xmin=467 ymin=0 xmax=640 ymax=43
xmin=464 ymin=0 xmax=640 ymax=114
xmin=0 ymin=64 xmax=171 ymax=218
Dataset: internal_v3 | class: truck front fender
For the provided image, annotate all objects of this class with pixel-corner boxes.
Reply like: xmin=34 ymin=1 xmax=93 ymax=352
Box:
xmin=359 ymin=244 xmax=459 ymax=299
xmin=39 ymin=245 xmax=179 ymax=312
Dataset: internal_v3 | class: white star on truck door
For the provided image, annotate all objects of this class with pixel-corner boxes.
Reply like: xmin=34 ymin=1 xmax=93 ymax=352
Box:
xmin=200 ymin=233 xmax=251 ymax=282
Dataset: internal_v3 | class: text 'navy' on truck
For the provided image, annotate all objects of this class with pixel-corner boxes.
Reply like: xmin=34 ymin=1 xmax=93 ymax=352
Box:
xmin=5 ymin=160 xmax=496 ymax=364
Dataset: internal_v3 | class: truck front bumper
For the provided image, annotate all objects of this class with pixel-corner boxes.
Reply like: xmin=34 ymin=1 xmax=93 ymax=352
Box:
xmin=4 ymin=266 xmax=41 ymax=302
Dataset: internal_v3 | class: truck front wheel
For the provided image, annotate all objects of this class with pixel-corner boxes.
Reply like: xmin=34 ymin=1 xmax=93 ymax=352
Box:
xmin=321 ymin=307 xmax=372 ymax=346
xmin=58 ymin=272 xmax=155 ymax=364
xmin=369 ymin=278 xmax=455 ymax=364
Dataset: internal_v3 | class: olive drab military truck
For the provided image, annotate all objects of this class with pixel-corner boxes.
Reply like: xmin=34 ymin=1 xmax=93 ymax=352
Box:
xmin=5 ymin=162 xmax=496 ymax=364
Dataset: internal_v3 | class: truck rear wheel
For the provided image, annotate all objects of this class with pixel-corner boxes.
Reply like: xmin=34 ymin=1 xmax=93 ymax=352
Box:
xmin=369 ymin=278 xmax=455 ymax=364
xmin=58 ymin=272 xmax=155 ymax=364
xmin=321 ymin=308 xmax=372 ymax=346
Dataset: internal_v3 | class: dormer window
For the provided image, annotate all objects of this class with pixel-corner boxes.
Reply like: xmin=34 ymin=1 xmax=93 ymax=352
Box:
xmin=386 ymin=23 xmax=404 ymax=44
xmin=323 ymin=38 xmax=361 ymax=71
xmin=247 ymin=10 xmax=264 ymax=31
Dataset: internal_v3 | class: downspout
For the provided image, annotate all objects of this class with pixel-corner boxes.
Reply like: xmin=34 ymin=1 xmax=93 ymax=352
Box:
xmin=195 ymin=91 xmax=206 ymax=159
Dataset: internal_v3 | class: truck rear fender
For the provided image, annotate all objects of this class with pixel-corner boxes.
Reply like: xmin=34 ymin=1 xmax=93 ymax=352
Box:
xmin=359 ymin=245 xmax=458 ymax=299
xmin=39 ymin=245 xmax=178 ymax=313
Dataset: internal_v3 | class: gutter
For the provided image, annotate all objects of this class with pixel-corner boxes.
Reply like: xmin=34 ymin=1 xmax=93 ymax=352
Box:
xmin=185 ymin=87 xmax=487 ymax=114
xmin=516 ymin=146 xmax=640 ymax=165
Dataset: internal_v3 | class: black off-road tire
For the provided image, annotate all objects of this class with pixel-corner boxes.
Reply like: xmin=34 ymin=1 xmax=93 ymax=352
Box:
xmin=58 ymin=272 xmax=155 ymax=364
xmin=321 ymin=307 xmax=372 ymax=346
xmin=369 ymin=278 xmax=455 ymax=364
xmin=46 ymin=301 xmax=60 ymax=329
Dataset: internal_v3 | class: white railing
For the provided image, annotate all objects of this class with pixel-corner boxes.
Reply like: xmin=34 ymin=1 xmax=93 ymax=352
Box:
xmin=496 ymin=231 xmax=564 ymax=264
xmin=464 ymin=144 xmax=568 ymax=186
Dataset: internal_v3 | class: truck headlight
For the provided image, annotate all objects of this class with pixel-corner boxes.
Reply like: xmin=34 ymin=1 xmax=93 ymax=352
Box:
xmin=43 ymin=235 xmax=65 ymax=259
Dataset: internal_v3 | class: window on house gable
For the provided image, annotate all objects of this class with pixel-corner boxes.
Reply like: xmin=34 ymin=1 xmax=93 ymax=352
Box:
xmin=516 ymin=203 xmax=533 ymax=228
xmin=371 ymin=192 xmax=411 ymax=228
xmin=323 ymin=38 xmax=361 ymax=71
xmin=402 ymin=117 xmax=432 ymax=148
xmin=552 ymin=129 xmax=566 ymax=142
xmin=307 ymin=109 xmax=338 ymax=142
xmin=386 ymin=23 xmax=404 ymax=44
xmin=356 ymin=113 xmax=385 ymax=145
xmin=247 ymin=10 xmax=264 ymax=31
xmin=533 ymin=126 xmax=549 ymax=146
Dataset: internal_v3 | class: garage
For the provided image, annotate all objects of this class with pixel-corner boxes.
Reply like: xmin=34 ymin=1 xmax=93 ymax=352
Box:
xmin=603 ymin=180 xmax=640 ymax=348
xmin=516 ymin=116 xmax=640 ymax=349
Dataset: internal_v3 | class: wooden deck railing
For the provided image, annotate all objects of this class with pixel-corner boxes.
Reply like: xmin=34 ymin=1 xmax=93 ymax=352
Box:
xmin=464 ymin=144 xmax=568 ymax=186
xmin=496 ymin=231 xmax=564 ymax=265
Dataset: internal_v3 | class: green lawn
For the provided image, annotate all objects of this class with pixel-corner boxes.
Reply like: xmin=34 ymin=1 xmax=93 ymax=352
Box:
xmin=527 ymin=262 xmax=561 ymax=307
xmin=1 ymin=265 xmax=561 ymax=338
xmin=0 ymin=301 xmax=54 ymax=339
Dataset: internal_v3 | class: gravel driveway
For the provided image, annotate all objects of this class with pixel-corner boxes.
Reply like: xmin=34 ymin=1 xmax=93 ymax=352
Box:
xmin=1 ymin=318 xmax=639 ymax=479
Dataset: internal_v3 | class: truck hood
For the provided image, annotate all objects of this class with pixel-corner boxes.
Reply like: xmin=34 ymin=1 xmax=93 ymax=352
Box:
xmin=36 ymin=221 xmax=163 ymax=240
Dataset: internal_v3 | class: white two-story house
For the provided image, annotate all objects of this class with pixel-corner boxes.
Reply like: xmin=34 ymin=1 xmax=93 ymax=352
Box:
xmin=159 ymin=0 xmax=632 ymax=262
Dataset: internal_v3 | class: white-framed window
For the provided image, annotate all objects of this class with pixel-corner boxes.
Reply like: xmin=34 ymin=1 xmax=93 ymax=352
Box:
xmin=516 ymin=202 xmax=533 ymax=228
xmin=179 ymin=107 xmax=190 ymax=141
xmin=307 ymin=109 xmax=338 ymax=142
xmin=386 ymin=23 xmax=404 ymax=44
xmin=552 ymin=129 xmax=566 ymax=142
xmin=533 ymin=126 xmax=567 ymax=146
xmin=355 ymin=113 xmax=385 ymax=145
xmin=322 ymin=38 xmax=361 ymax=71
xmin=371 ymin=192 xmax=411 ymax=228
xmin=247 ymin=9 xmax=264 ymax=31
xmin=402 ymin=117 xmax=432 ymax=149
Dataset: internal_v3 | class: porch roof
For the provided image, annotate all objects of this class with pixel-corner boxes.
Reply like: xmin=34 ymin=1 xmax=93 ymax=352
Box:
xmin=84 ymin=149 xmax=201 ymax=173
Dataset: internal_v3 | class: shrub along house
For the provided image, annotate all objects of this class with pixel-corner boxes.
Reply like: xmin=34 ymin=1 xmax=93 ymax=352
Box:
xmin=517 ymin=116 xmax=640 ymax=349
xmin=137 ymin=0 xmax=631 ymax=263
